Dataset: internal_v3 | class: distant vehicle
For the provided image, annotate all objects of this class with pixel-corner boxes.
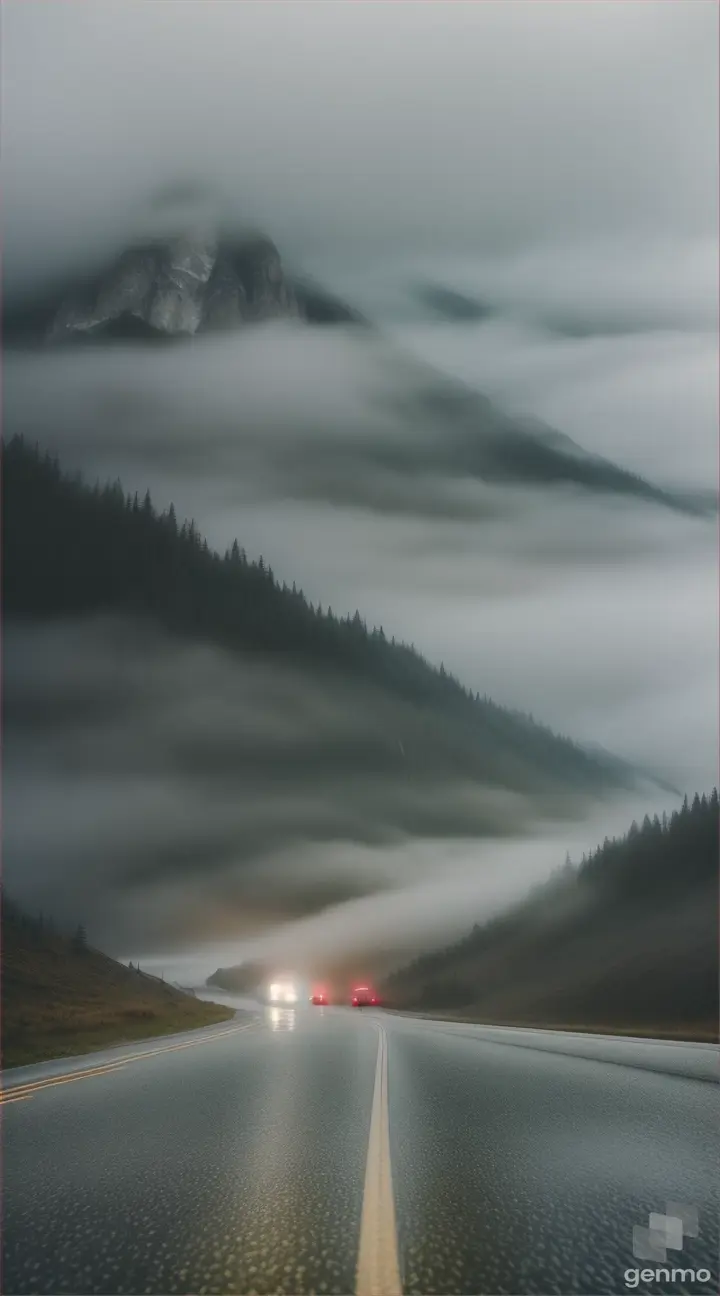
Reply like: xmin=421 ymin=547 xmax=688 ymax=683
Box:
xmin=351 ymin=986 xmax=378 ymax=1007
xmin=310 ymin=989 xmax=329 ymax=1005
xmin=267 ymin=978 xmax=298 ymax=1005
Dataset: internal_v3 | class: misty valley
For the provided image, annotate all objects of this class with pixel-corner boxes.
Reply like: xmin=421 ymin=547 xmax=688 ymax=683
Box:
xmin=2 ymin=5 xmax=718 ymax=1296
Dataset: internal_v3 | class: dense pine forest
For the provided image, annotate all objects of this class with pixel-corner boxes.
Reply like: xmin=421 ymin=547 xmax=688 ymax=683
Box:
xmin=384 ymin=791 xmax=719 ymax=1038
xmin=2 ymin=436 xmax=630 ymax=793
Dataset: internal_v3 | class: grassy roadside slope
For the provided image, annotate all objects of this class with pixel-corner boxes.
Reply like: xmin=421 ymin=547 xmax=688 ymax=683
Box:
xmin=1 ymin=908 xmax=234 ymax=1068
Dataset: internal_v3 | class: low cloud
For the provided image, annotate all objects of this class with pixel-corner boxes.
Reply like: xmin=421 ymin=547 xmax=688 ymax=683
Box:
xmin=4 ymin=311 xmax=716 ymax=963
xmin=5 ymin=325 xmax=711 ymax=522
xmin=3 ymin=0 xmax=716 ymax=972
xmin=5 ymin=616 xmax=612 ymax=952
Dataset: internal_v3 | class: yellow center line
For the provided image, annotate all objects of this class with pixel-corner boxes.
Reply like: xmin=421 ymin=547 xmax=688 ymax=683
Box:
xmin=2 ymin=1063 xmax=131 ymax=1101
xmin=1 ymin=1061 xmax=133 ymax=1099
xmin=0 ymin=1021 xmax=255 ymax=1103
xmin=356 ymin=1024 xmax=402 ymax=1296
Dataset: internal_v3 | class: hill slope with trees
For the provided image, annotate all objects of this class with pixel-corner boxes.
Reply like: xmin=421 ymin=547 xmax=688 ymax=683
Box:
xmin=383 ymin=792 xmax=719 ymax=1040
xmin=2 ymin=436 xmax=634 ymax=803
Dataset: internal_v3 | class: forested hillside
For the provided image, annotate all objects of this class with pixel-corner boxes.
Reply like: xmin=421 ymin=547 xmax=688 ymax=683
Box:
xmin=383 ymin=791 xmax=719 ymax=1039
xmin=2 ymin=436 xmax=631 ymax=797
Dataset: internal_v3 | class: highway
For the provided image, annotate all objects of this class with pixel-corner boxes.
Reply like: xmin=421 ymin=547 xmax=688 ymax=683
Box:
xmin=2 ymin=1009 xmax=717 ymax=1296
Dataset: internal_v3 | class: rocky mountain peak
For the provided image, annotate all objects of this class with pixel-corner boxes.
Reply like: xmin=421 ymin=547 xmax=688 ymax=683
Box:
xmin=47 ymin=227 xmax=301 ymax=343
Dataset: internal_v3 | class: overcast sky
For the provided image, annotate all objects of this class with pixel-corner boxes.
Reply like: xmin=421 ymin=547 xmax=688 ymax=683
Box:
xmin=3 ymin=1 xmax=717 ymax=979
xmin=3 ymin=1 xmax=717 ymax=291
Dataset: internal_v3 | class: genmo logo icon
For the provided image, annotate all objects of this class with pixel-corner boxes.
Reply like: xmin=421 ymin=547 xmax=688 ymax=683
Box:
xmin=624 ymin=1202 xmax=712 ymax=1289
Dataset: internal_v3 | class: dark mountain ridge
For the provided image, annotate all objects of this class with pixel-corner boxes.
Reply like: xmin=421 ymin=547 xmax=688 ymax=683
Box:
xmin=4 ymin=223 xmax=713 ymax=518
xmin=3 ymin=435 xmax=636 ymax=803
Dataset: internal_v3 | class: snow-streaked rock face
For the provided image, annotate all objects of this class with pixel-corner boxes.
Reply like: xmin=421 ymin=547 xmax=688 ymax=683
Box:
xmin=48 ymin=230 xmax=299 ymax=342
xmin=146 ymin=232 xmax=217 ymax=335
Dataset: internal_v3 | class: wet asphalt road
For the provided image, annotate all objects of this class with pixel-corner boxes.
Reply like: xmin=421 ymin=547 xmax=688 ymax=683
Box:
xmin=2 ymin=1009 xmax=717 ymax=1296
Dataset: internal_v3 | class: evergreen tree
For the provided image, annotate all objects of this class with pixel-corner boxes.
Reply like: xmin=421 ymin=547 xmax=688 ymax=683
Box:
xmin=72 ymin=923 xmax=87 ymax=952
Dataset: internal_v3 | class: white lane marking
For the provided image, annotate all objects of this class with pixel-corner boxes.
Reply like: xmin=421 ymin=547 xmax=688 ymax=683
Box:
xmin=356 ymin=1025 xmax=402 ymax=1296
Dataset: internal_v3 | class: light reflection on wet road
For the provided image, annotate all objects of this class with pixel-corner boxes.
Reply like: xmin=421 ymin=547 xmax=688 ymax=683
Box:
xmin=2 ymin=1009 xmax=717 ymax=1295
